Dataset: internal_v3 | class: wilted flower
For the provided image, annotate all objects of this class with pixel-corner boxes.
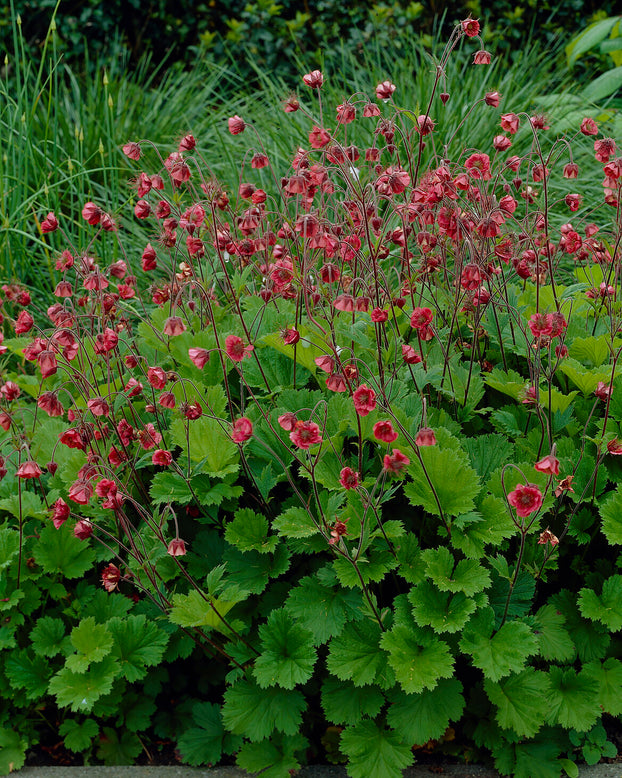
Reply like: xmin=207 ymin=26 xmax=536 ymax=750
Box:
xmin=101 ymin=564 xmax=122 ymax=591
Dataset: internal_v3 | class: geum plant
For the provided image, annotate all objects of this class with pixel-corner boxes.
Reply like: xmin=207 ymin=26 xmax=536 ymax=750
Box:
xmin=1 ymin=16 xmax=622 ymax=778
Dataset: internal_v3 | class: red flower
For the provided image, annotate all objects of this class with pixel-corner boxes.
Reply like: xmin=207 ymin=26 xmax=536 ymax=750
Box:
xmin=14 ymin=310 xmax=34 ymax=334
xmin=137 ymin=423 xmax=162 ymax=450
xmin=228 ymin=115 xmax=246 ymax=135
xmin=607 ymin=439 xmax=622 ymax=456
xmin=69 ymin=480 xmax=94 ymax=505
xmin=51 ymin=498 xmax=70 ymax=529
xmin=415 ymin=428 xmax=436 ymax=446
xmin=74 ymin=519 xmax=93 ymax=540
xmin=102 ymin=564 xmax=122 ymax=592
xmin=485 ymin=91 xmax=501 ymax=107
xmin=326 ymin=373 xmax=347 ymax=392
xmin=122 ymin=141 xmax=141 ymax=160
xmin=282 ymin=328 xmax=300 ymax=345
xmin=353 ymin=384 xmax=377 ymax=416
xmin=163 ymin=316 xmax=186 ymax=337
xmin=461 ymin=18 xmax=480 ymax=36
xmin=528 ymin=313 xmax=553 ymax=338
xmin=82 ymin=201 xmax=102 ymax=225
xmin=38 ymin=391 xmax=64 ymax=417
xmin=534 ymin=454 xmax=560 ymax=475
xmin=383 ymin=448 xmax=410 ymax=474
xmin=465 ymin=152 xmax=491 ymax=180
xmin=507 ymin=483 xmax=543 ymax=517
xmin=167 ymin=538 xmax=187 ymax=556
xmin=16 ymin=460 xmax=42 ymax=479
xmin=500 ymin=113 xmax=520 ymax=134
xmin=328 ymin=520 xmax=348 ymax=545
xmin=290 ymin=420 xmax=323 ymax=449
xmin=147 ymin=366 xmax=167 ymax=389
xmin=402 ymin=344 xmax=422 ymax=364
xmin=339 ymin=467 xmax=360 ymax=489
xmin=41 ymin=212 xmax=58 ymax=233
xmin=595 ymin=382 xmax=611 ymax=401
xmin=152 ymin=449 xmax=173 ymax=466
xmin=231 ymin=417 xmax=253 ymax=443
xmin=225 ymin=335 xmax=253 ymax=362
xmin=410 ymin=307 xmax=433 ymax=330
xmin=371 ymin=308 xmax=388 ymax=323
xmin=37 ymin=350 xmax=58 ymax=379
xmin=315 ymin=355 xmax=335 ymax=374
xmin=336 ymin=103 xmax=356 ymax=124
xmin=373 ymin=420 xmax=398 ymax=443
xmin=309 ymin=127 xmax=331 ymax=149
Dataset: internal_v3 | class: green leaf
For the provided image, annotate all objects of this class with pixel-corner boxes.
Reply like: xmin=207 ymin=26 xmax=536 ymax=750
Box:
xmin=169 ymin=416 xmax=239 ymax=478
xmin=0 ymin=491 xmax=45 ymax=520
xmin=532 ymin=604 xmax=575 ymax=662
xmin=545 ymin=667 xmax=599 ymax=732
xmin=224 ymin=507 xmax=278 ymax=553
xmin=96 ymin=727 xmax=142 ymax=765
xmin=584 ymin=658 xmax=622 ymax=715
xmin=321 ymin=676 xmax=384 ymax=726
xmin=120 ymin=693 xmax=157 ymax=731
xmin=177 ymin=702 xmax=241 ymax=766
xmin=451 ymin=495 xmax=516 ymax=559
xmin=568 ymin=335 xmax=610 ymax=368
xmin=404 ymin=444 xmax=480 ymax=517
xmin=333 ymin=549 xmax=398 ymax=587
xmin=5 ymin=649 xmax=51 ymax=700
xmin=421 ymin=547 xmax=491 ymax=595
xmin=558 ymin=358 xmax=613 ymax=395
xmin=223 ymin=544 xmax=291 ymax=595
xmin=493 ymin=736 xmax=563 ymax=778
xmin=59 ymin=719 xmax=99 ymax=752
xmin=380 ymin=623 xmax=454 ymax=695
xmin=66 ymin=617 xmax=113 ymax=672
xmin=272 ymin=506 xmax=319 ymax=538
xmin=463 ymin=434 xmax=514 ymax=482
xmin=460 ymin=608 xmax=538 ymax=681
xmin=0 ymin=728 xmax=27 ymax=775
xmin=236 ymin=733 xmax=307 ymax=778
xmin=395 ymin=534 xmax=425 ymax=583
xmin=567 ymin=17 xmax=620 ymax=65
xmin=0 ymin=527 xmax=19 ymax=571
xmin=386 ymin=678 xmax=465 ymax=746
xmin=149 ymin=471 xmax=194 ymax=505
xmin=285 ymin=575 xmax=363 ymax=644
xmin=582 ymin=65 xmax=622 ymax=101
xmin=485 ymin=669 xmax=550 ymax=737
xmin=49 ymin=656 xmax=119 ymax=712
xmin=599 ymin=486 xmax=622 ymax=544
xmin=340 ymin=719 xmax=413 ymax=778
xmin=30 ymin=617 xmax=68 ymax=658
xmin=409 ymin=581 xmax=479 ymax=633
xmin=489 ymin=571 xmax=535 ymax=623
xmin=32 ymin=522 xmax=96 ymax=579
xmin=578 ymin=575 xmax=622 ymax=631
xmin=327 ymin=619 xmax=395 ymax=689
xmin=254 ymin=609 xmax=316 ymax=689
xmin=551 ymin=590 xmax=611 ymax=662
xmin=222 ymin=678 xmax=306 ymax=741
xmin=169 ymin=589 xmax=245 ymax=633
xmin=108 ymin=615 xmax=168 ymax=682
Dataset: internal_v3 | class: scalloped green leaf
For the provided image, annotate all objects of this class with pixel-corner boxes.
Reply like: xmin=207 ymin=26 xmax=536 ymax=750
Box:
xmin=404 ymin=444 xmax=480 ymax=517
xmin=409 ymin=580 xmax=479 ymax=633
xmin=327 ymin=619 xmax=395 ymax=689
xmin=421 ymin=547 xmax=491 ymax=595
xmin=222 ymin=678 xmax=306 ymax=741
xmin=225 ymin=508 xmax=278 ymax=554
xmin=321 ymin=676 xmax=384 ymax=726
xmin=485 ymin=669 xmax=550 ymax=737
xmin=545 ymin=667 xmax=600 ymax=732
xmin=285 ymin=575 xmax=363 ymax=644
xmin=177 ymin=701 xmax=242 ymax=767
xmin=578 ymin=576 xmax=622 ymax=631
xmin=599 ymin=486 xmax=622 ymax=544
xmin=340 ymin=719 xmax=413 ymax=778
xmin=66 ymin=617 xmax=113 ymax=672
xmin=386 ymin=678 xmax=465 ymax=746
xmin=380 ymin=623 xmax=454 ymax=694
xmin=584 ymin=658 xmax=622 ymax=715
xmin=254 ymin=609 xmax=316 ymax=689
xmin=32 ymin=523 xmax=96 ymax=579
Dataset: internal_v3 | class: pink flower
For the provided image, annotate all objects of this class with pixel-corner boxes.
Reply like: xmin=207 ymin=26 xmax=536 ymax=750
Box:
xmin=326 ymin=373 xmax=347 ymax=392
xmin=225 ymin=335 xmax=253 ymax=362
xmin=473 ymin=50 xmax=491 ymax=65
xmin=373 ymin=420 xmax=398 ymax=443
xmin=231 ymin=417 xmax=253 ymax=443
xmin=137 ymin=423 xmax=162 ymax=450
xmin=580 ymin=117 xmax=598 ymax=136
xmin=383 ymin=448 xmax=410 ymax=474
xmin=228 ymin=115 xmax=246 ymax=134
xmin=315 ymin=355 xmax=335 ymax=374
xmin=122 ymin=141 xmax=141 ymax=160
xmin=595 ymin=382 xmax=612 ymax=401
xmin=375 ymin=80 xmax=396 ymax=100
xmin=507 ymin=483 xmax=543 ymax=517
xmin=68 ymin=479 xmax=93 ymax=505
xmin=336 ymin=102 xmax=356 ymax=124
xmin=353 ymin=384 xmax=377 ymax=416
xmin=163 ymin=316 xmax=186 ymax=336
xmin=415 ymin=428 xmax=436 ymax=446
xmin=152 ymin=449 xmax=173 ymax=466
xmin=38 ymin=391 xmax=64 ymax=417
xmin=14 ymin=310 xmax=34 ymax=334
xmin=147 ymin=366 xmax=167 ymax=389
xmin=82 ymin=201 xmax=102 ymax=226
xmin=189 ymin=347 xmax=210 ymax=369
xmin=485 ymin=91 xmax=501 ymax=107
xmin=309 ymin=127 xmax=331 ymax=149
xmin=500 ymin=113 xmax=520 ymax=134
xmin=302 ymin=70 xmax=323 ymax=88
xmin=41 ymin=212 xmax=58 ymax=233
xmin=282 ymin=328 xmax=300 ymax=345
xmin=538 ymin=528 xmax=559 ymax=546
xmin=528 ymin=313 xmax=553 ymax=338
xmin=328 ymin=520 xmax=348 ymax=545
xmin=563 ymin=163 xmax=579 ymax=179
xmin=37 ymin=350 xmax=58 ymax=379
xmin=339 ymin=467 xmax=360 ymax=489
xmin=493 ymin=135 xmax=512 ymax=152
xmin=16 ymin=460 xmax=42 ymax=479
xmin=371 ymin=308 xmax=388 ymax=323
xmin=167 ymin=538 xmax=187 ymax=556
xmin=278 ymin=412 xmax=297 ymax=431
xmin=290 ymin=420 xmax=323 ymax=449
xmin=51 ymin=498 xmax=70 ymax=529
xmin=74 ymin=519 xmax=93 ymax=540
xmin=410 ymin=307 xmax=433 ymax=330
xmin=465 ymin=152 xmax=491 ymax=180
xmin=102 ymin=564 xmax=121 ymax=592
xmin=535 ymin=454 xmax=560 ymax=475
